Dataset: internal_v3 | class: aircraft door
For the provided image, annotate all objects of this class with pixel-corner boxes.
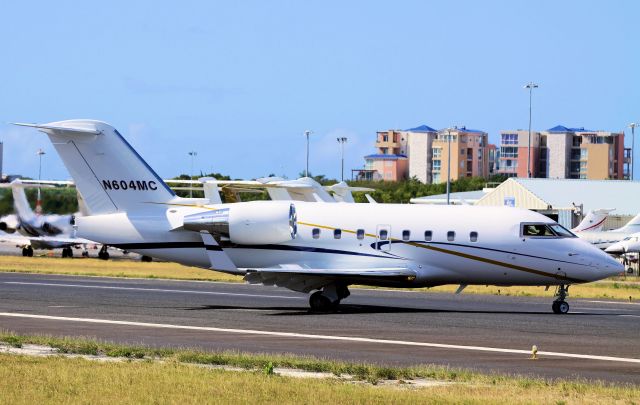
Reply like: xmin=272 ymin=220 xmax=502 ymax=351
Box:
xmin=376 ymin=224 xmax=391 ymax=251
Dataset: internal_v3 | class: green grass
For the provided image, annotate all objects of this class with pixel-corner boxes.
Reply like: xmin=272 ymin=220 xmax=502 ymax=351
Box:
xmin=0 ymin=332 xmax=638 ymax=404
xmin=1 ymin=256 xmax=639 ymax=301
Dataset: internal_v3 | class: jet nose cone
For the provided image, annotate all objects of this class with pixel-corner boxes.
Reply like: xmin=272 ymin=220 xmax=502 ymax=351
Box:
xmin=605 ymin=243 xmax=624 ymax=254
xmin=599 ymin=255 xmax=624 ymax=278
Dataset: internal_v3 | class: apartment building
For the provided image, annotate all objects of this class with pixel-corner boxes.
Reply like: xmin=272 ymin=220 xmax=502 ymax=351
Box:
xmin=541 ymin=126 xmax=625 ymax=180
xmin=407 ymin=125 xmax=438 ymax=183
xmin=431 ymin=127 xmax=490 ymax=184
xmin=497 ymin=130 xmax=541 ymax=177
xmin=357 ymin=125 xmax=493 ymax=183
xmin=362 ymin=129 xmax=410 ymax=181
xmin=498 ymin=125 xmax=626 ymax=180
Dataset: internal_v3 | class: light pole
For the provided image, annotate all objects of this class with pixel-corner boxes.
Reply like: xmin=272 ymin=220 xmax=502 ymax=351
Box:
xmin=629 ymin=123 xmax=638 ymax=181
xmin=304 ymin=130 xmax=313 ymax=178
xmin=337 ymin=137 xmax=347 ymax=181
xmin=36 ymin=149 xmax=45 ymax=215
xmin=188 ymin=151 xmax=197 ymax=198
xmin=524 ymin=82 xmax=539 ymax=178
xmin=446 ymin=128 xmax=452 ymax=205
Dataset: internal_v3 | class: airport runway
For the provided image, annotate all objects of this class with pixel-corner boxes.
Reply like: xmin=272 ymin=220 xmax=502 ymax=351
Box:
xmin=0 ymin=272 xmax=638 ymax=383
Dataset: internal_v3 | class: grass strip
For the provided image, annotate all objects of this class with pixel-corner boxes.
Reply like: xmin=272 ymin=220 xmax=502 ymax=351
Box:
xmin=0 ymin=332 xmax=638 ymax=404
xmin=0 ymin=256 xmax=638 ymax=301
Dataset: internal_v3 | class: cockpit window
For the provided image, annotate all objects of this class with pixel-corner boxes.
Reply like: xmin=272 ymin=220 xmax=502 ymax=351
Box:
xmin=549 ymin=224 xmax=576 ymax=238
xmin=522 ymin=223 xmax=576 ymax=238
xmin=522 ymin=224 xmax=555 ymax=237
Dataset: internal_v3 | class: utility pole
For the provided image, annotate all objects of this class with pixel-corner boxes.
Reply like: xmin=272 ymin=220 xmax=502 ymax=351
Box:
xmin=337 ymin=137 xmax=347 ymax=181
xmin=188 ymin=151 xmax=197 ymax=198
xmin=36 ymin=149 xmax=45 ymax=215
xmin=446 ymin=128 xmax=452 ymax=205
xmin=629 ymin=123 xmax=638 ymax=181
xmin=524 ymin=82 xmax=539 ymax=178
xmin=304 ymin=130 xmax=313 ymax=177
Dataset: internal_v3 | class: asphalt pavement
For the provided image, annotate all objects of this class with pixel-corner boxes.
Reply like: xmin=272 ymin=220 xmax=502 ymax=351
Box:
xmin=0 ymin=272 xmax=638 ymax=383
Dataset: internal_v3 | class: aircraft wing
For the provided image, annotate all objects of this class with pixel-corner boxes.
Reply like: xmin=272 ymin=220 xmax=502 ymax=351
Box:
xmin=0 ymin=233 xmax=95 ymax=249
xmin=243 ymin=265 xmax=416 ymax=293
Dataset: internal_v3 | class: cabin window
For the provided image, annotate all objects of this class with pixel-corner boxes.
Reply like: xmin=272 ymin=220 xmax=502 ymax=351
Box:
xmin=469 ymin=231 xmax=478 ymax=242
xmin=312 ymin=228 xmax=320 ymax=239
xmin=424 ymin=230 xmax=432 ymax=241
xmin=402 ymin=230 xmax=411 ymax=241
xmin=334 ymin=229 xmax=342 ymax=239
xmin=447 ymin=231 xmax=455 ymax=241
xmin=356 ymin=229 xmax=365 ymax=240
xmin=379 ymin=229 xmax=388 ymax=240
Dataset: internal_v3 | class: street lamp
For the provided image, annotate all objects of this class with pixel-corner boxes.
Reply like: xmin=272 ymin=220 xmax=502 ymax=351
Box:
xmin=446 ymin=128 xmax=452 ymax=205
xmin=336 ymin=137 xmax=347 ymax=181
xmin=304 ymin=130 xmax=313 ymax=178
xmin=524 ymin=82 xmax=539 ymax=178
xmin=188 ymin=151 xmax=197 ymax=198
xmin=629 ymin=123 xmax=638 ymax=181
xmin=36 ymin=149 xmax=45 ymax=215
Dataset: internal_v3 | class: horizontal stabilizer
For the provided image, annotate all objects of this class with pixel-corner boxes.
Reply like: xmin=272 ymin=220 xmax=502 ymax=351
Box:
xmin=13 ymin=122 xmax=101 ymax=135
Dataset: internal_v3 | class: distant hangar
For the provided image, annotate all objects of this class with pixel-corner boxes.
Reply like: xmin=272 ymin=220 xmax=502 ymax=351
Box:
xmin=411 ymin=178 xmax=639 ymax=230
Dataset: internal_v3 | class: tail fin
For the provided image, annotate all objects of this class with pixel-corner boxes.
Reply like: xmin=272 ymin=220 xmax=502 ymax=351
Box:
xmin=15 ymin=120 xmax=176 ymax=215
xmin=9 ymin=180 xmax=36 ymax=222
xmin=619 ymin=212 xmax=640 ymax=232
xmin=572 ymin=209 xmax=613 ymax=233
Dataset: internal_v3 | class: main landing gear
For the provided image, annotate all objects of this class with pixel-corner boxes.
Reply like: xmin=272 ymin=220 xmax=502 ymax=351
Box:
xmin=98 ymin=245 xmax=110 ymax=260
xmin=552 ymin=285 xmax=570 ymax=314
xmin=21 ymin=246 xmax=33 ymax=257
xmin=309 ymin=284 xmax=350 ymax=313
xmin=61 ymin=247 xmax=74 ymax=258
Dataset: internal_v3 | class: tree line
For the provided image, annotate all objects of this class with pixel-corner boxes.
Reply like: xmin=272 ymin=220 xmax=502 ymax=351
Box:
xmin=0 ymin=173 xmax=508 ymax=215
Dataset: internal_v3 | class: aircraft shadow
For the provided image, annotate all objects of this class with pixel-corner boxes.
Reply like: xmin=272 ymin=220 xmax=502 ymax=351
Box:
xmin=181 ymin=304 xmax=616 ymax=316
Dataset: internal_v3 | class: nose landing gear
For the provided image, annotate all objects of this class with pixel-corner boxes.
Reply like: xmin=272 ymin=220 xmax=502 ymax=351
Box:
xmin=552 ymin=285 xmax=570 ymax=314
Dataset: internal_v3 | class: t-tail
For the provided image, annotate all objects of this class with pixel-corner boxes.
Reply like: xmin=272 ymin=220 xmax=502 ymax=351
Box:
xmin=571 ymin=209 xmax=614 ymax=233
xmin=14 ymin=120 xmax=178 ymax=215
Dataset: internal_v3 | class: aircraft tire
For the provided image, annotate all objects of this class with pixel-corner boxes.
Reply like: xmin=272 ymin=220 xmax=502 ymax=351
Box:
xmin=27 ymin=247 xmax=33 ymax=257
xmin=62 ymin=249 xmax=67 ymax=258
xmin=22 ymin=248 xmax=28 ymax=257
xmin=67 ymin=248 xmax=73 ymax=258
xmin=552 ymin=301 xmax=569 ymax=314
xmin=309 ymin=291 xmax=337 ymax=313
xmin=141 ymin=255 xmax=153 ymax=262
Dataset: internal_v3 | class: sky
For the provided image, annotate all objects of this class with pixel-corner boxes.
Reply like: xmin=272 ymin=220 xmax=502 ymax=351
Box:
xmin=0 ymin=1 xmax=638 ymax=181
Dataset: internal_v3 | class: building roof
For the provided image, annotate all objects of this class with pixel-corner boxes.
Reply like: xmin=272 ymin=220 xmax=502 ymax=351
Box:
xmin=440 ymin=126 xmax=486 ymax=134
xmin=405 ymin=124 xmax=437 ymax=133
xmin=475 ymin=178 xmax=640 ymax=215
xmin=364 ymin=154 xmax=408 ymax=160
xmin=410 ymin=190 xmax=487 ymax=205
xmin=547 ymin=125 xmax=595 ymax=133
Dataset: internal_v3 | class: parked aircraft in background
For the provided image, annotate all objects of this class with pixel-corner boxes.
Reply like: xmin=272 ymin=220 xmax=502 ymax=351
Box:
xmin=164 ymin=177 xmax=375 ymax=204
xmin=17 ymin=119 xmax=622 ymax=314
xmin=576 ymin=213 xmax=640 ymax=250
xmin=571 ymin=209 xmax=614 ymax=233
xmin=0 ymin=180 xmax=97 ymax=257
xmin=605 ymin=232 xmax=640 ymax=255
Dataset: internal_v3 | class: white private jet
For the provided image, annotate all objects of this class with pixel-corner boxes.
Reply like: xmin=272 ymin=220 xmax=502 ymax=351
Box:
xmin=0 ymin=179 xmax=95 ymax=257
xmin=571 ymin=209 xmax=613 ymax=233
xmin=164 ymin=177 xmax=375 ymax=204
xmin=576 ymin=213 xmax=640 ymax=250
xmin=16 ymin=120 xmax=623 ymax=314
xmin=605 ymin=232 xmax=640 ymax=255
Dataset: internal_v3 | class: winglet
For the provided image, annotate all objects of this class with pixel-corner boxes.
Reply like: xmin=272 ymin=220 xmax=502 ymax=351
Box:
xmin=13 ymin=122 xmax=101 ymax=135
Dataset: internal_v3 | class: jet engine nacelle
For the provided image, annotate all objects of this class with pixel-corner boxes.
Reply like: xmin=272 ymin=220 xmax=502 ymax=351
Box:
xmin=0 ymin=222 xmax=16 ymax=233
xmin=183 ymin=201 xmax=297 ymax=245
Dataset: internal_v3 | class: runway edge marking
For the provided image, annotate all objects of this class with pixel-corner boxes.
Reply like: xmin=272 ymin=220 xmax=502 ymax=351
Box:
xmin=0 ymin=312 xmax=639 ymax=364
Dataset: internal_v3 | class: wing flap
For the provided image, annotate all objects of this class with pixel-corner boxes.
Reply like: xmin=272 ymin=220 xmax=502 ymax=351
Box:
xmin=243 ymin=265 xmax=416 ymax=292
